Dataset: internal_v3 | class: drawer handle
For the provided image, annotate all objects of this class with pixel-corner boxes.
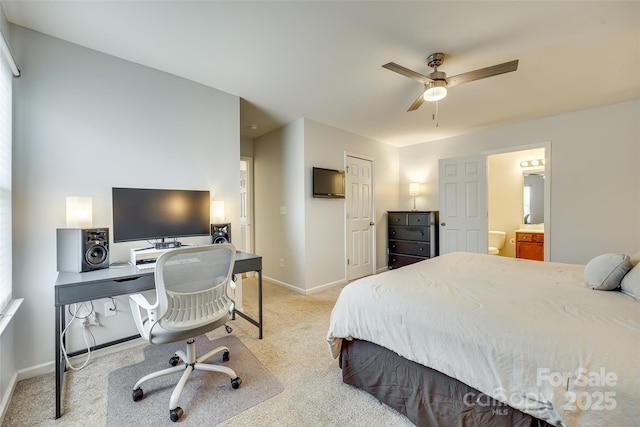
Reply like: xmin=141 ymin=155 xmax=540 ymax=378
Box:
xmin=114 ymin=276 xmax=143 ymax=282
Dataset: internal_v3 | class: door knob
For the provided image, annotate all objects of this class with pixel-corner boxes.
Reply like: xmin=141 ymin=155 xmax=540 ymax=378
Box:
xmin=441 ymin=222 xmax=446 ymax=226
xmin=369 ymin=222 xmax=375 ymax=226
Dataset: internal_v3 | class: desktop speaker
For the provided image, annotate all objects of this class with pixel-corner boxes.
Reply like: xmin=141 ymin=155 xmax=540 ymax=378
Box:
xmin=57 ymin=228 xmax=110 ymax=273
xmin=211 ymin=223 xmax=231 ymax=244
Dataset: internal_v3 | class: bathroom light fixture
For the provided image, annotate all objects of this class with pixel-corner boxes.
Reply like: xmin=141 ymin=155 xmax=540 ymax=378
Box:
xmin=423 ymin=81 xmax=447 ymax=102
xmin=409 ymin=182 xmax=420 ymax=211
xmin=66 ymin=196 xmax=92 ymax=228
xmin=520 ymin=159 xmax=545 ymax=168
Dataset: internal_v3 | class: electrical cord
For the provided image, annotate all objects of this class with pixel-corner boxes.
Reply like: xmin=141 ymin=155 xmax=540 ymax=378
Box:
xmin=68 ymin=300 xmax=93 ymax=319
xmin=60 ymin=302 xmax=96 ymax=371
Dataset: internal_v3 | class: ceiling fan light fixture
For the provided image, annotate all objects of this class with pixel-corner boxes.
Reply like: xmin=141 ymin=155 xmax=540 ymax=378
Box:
xmin=423 ymin=81 xmax=447 ymax=102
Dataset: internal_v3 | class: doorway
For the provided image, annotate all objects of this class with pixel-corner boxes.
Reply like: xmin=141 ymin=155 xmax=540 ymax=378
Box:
xmin=345 ymin=154 xmax=375 ymax=281
xmin=438 ymin=142 xmax=551 ymax=260
xmin=486 ymin=144 xmax=550 ymax=260
xmin=239 ymin=157 xmax=254 ymax=254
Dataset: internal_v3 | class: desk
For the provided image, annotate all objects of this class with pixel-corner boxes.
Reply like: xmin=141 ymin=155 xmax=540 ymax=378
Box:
xmin=53 ymin=251 xmax=262 ymax=419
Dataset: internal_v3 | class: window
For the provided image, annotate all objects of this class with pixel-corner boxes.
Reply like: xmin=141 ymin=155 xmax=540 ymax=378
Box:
xmin=0 ymin=40 xmax=12 ymax=313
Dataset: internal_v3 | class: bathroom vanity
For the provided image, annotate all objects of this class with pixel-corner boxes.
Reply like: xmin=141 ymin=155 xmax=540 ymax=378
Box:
xmin=515 ymin=230 xmax=544 ymax=261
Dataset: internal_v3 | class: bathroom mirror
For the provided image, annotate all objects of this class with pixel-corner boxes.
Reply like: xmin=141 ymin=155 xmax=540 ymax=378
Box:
xmin=523 ymin=171 xmax=544 ymax=224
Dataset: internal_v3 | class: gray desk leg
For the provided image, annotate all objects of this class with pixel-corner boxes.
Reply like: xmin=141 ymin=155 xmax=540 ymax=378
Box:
xmin=232 ymin=270 xmax=263 ymax=339
xmin=55 ymin=305 xmax=64 ymax=418
xmin=258 ymin=270 xmax=263 ymax=339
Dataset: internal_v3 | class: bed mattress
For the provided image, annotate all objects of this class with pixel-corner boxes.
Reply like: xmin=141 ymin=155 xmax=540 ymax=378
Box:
xmin=327 ymin=252 xmax=639 ymax=426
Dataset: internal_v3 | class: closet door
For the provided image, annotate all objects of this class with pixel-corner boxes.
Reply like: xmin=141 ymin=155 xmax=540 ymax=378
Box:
xmin=346 ymin=155 xmax=374 ymax=281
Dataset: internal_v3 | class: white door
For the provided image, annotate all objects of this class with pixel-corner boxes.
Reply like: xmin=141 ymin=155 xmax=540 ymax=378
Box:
xmin=346 ymin=155 xmax=375 ymax=281
xmin=239 ymin=157 xmax=253 ymax=253
xmin=439 ymin=155 xmax=487 ymax=254
xmin=235 ymin=157 xmax=254 ymax=311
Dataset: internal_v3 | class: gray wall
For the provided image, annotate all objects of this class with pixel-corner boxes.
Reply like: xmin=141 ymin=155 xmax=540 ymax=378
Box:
xmin=254 ymin=118 xmax=399 ymax=293
xmin=11 ymin=26 xmax=240 ymax=372
xmin=254 ymin=119 xmax=306 ymax=291
xmin=303 ymin=119 xmax=399 ymax=288
xmin=399 ymin=100 xmax=640 ymax=264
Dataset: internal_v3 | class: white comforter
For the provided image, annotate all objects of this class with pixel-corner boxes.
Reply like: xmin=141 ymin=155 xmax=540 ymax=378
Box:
xmin=327 ymin=252 xmax=639 ymax=427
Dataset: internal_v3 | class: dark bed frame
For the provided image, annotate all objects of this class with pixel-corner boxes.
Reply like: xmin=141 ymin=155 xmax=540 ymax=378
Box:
xmin=340 ymin=339 xmax=553 ymax=427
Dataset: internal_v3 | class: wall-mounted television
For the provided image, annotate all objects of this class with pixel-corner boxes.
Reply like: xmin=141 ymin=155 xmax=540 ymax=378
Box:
xmin=312 ymin=167 xmax=345 ymax=198
xmin=112 ymin=187 xmax=210 ymax=248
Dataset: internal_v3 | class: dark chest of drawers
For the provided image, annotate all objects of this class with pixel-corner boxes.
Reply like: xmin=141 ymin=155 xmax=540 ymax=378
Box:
xmin=387 ymin=211 xmax=439 ymax=269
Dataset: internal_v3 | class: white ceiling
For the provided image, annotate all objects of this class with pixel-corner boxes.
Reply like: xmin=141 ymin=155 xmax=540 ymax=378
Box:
xmin=3 ymin=1 xmax=639 ymax=147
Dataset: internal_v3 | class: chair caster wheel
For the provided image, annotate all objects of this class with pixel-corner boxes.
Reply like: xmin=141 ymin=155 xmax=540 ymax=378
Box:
xmin=231 ymin=377 xmax=242 ymax=389
xmin=169 ymin=355 xmax=180 ymax=366
xmin=132 ymin=388 xmax=143 ymax=402
xmin=170 ymin=407 xmax=183 ymax=422
xmin=222 ymin=350 xmax=230 ymax=362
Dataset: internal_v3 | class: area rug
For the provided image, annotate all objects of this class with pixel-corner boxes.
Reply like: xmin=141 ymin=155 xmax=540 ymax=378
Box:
xmin=106 ymin=335 xmax=283 ymax=425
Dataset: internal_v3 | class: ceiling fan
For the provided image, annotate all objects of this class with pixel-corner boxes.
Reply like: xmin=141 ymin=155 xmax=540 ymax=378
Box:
xmin=383 ymin=53 xmax=519 ymax=112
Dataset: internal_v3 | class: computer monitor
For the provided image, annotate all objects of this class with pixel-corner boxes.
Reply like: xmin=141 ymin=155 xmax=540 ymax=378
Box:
xmin=112 ymin=187 xmax=210 ymax=248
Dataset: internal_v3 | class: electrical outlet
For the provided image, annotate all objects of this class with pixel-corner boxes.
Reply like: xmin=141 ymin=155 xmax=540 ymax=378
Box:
xmin=104 ymin=301 xmax=117 ymax=317
xmin=86 ymin=312 xmax=99 ymax=326
xmin=280 ymin=258 xmax=285 ymax=268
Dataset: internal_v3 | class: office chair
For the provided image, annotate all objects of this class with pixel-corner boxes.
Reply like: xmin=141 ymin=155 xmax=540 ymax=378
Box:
xmin=129 ymin=244 xmax=242 ymax=422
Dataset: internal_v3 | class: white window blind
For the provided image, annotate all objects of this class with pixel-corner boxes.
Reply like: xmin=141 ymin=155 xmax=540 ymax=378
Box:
xmin=0 ymin=48 xmax=12 ymax=313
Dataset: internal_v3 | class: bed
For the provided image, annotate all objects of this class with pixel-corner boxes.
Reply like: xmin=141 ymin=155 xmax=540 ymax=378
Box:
xmin=327 ymin=252 xmax=639 ymax=427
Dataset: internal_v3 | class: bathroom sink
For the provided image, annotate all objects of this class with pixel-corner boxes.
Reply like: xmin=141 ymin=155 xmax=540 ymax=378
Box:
xmin=518 ymin=224 xmax=544 ymax=233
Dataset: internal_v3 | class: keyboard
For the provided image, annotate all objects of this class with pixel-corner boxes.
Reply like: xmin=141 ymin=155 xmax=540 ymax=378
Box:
xmin=136 ymin=262 xmax=156 ymax=270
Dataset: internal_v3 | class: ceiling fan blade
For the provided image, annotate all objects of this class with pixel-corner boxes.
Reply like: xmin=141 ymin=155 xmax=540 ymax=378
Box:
xmin=382 ymin=62 xmax=433 ymax=84
xmin=447 ymin=60 xmax=518 ymax=88
xmin=407 ymin=91 xmax=426 ymax=112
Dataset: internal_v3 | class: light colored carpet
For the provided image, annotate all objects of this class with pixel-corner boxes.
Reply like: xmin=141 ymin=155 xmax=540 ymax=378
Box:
xmin=3 ymin=278 xmax=413 ymax=426
xmin=106 ymin=334 xmax=282 ymax=425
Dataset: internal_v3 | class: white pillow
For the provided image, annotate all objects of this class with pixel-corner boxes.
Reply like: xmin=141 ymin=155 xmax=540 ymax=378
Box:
xmin=621 ymin=264 xmax=640 ymax=301
xmin=629 ymin=250 xmax=640 ymax=267
xmin=584 ymin=253 xmax=632 ymax=290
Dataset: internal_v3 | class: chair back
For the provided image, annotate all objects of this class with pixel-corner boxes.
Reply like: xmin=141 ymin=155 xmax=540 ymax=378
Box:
xmin=153 ymin=244 xmax=236 ymax=332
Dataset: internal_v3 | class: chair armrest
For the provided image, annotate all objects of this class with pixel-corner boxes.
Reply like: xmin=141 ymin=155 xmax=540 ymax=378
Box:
xmin=129 ymin=293 xmax=159 ymax=341
xmin=130 ymin=293 xmax=157 ymax=310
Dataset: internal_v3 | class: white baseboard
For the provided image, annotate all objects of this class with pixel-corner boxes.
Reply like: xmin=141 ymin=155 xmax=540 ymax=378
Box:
xmin=305 ymin=279 xmax=347 ymax=295
xmin=263 ymin=275 xmax=347 ymax=295
xmin=17 ymin=337 xmax=146 ymax=382
xmin=0 ymin=372 xmax=17 ymax=426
